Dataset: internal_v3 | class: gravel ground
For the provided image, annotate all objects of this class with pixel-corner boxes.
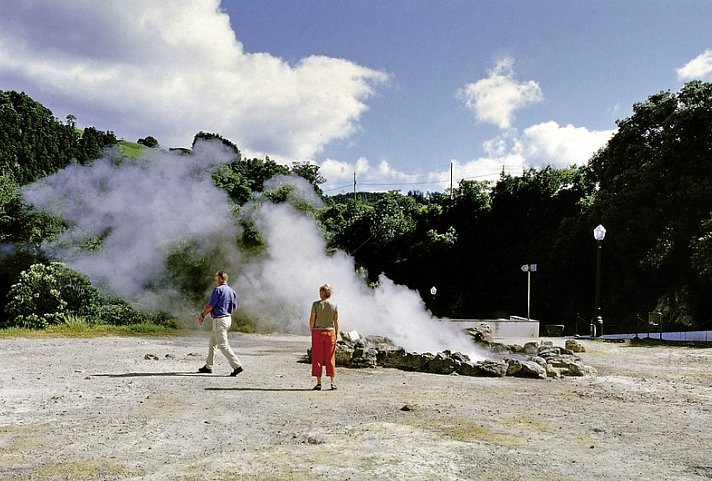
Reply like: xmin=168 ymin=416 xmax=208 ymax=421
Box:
xmin=1 ymin=332 xmax=712 ymax=480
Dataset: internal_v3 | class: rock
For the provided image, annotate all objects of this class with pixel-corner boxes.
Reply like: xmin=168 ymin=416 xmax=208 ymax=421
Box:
xmin=466 ymin=323 xmax=493 ymax=343
xmin=475 ymin=359 xmax=508 ymax=377
xmin=426 ymin=352 xmax=457 ymax=375
xmin=565 ymin=340 xmax=586 ymax=353
xmin=341 ymin=330 xmax=361 ymax=342
xmin=456 ymin=360 xmax=481 ymax=376
xmin=517 ymin=360 xmax=547 ymax=379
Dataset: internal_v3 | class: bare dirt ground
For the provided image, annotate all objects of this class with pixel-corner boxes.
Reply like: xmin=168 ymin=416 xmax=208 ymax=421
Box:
xmin=1 ymin=332 xmax=712 ymax=481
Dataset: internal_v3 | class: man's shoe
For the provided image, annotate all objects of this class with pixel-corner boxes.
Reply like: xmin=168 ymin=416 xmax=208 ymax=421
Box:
xmin=197 ymin=366 xmax=212 ymax=374
xmin=230 ymin=366 xmax=244 ymax=377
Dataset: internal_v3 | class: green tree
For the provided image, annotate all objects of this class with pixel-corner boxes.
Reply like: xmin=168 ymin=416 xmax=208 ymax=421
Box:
xmin=0 ymin=175 xmax=65 ymax=244
xmin=588 ymin=80 xmax=712 ymax=327
xmin=213 ymin=156 xmax=289 ymax=204
xmin=0 ymin=91 xmax=77 ymax=184
xmin=137 ymin=136 xmax=159 ymax=148
xmin=289 ymin=161 xmax=326 ymax=196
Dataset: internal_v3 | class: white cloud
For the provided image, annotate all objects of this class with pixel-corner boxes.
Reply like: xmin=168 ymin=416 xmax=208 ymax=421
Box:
xmin=319 ymin=157 xmax=427 ymax=193
xmin=458 ymin=57 xmax=543 ymax=129
xmin=0 ymin=0 xmax=388 ymax=156
xmin=677 ymin=49 xmax=712 ymax=81
xmin=521 ymin=121 xmax=615 ymax=168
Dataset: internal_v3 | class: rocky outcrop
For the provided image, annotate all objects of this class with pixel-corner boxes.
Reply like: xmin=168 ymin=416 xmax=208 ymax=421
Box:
xmin=304 ymin=331 xmax=596 ymax=379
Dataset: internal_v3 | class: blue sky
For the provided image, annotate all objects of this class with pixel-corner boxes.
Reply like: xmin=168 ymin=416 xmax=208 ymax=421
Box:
xmin=1 ymin=1 xmax=711 ymax=194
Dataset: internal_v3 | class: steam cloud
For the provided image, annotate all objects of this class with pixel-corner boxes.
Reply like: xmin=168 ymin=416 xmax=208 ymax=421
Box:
xmin=22 ymin=140 xmax=483 ymax=359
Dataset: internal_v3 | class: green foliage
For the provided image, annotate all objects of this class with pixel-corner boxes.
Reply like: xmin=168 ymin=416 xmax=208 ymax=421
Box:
xmin=588 ymin=80 xmax=712 ymax=324
xmin=193 ymin=131 xmax=242 ymax=158
xmin=1 ymin=262 xmax=174 ymax=329
xmin=137 ymin=136 xmax=159 ymax=148
xmin=75 ymin=126 xmax=118 ymax=164
xmin=289 ymin=161 xmax=326 ymax=196
xmin=213 ymin=156 xmax=289 ymax=204
xmin=237 ymin=218 xmax=267 ymax=254
xmin=164 ymin=240 xmax=219 ymax=304
xmin=690 ymin=214 xmax=712 ymax=278
xmin=0 ymin=174 xmax=66 ymax=245
xmin=229 ymin=310 xmax=257 ymax=333
xmin=94 ymin=299 xmax=175 ymax=327
xmin=3 ymin=262 xmax=101 ymax=329
xmin=0 ymin=90 xmax=117 ymax=185
xmin=0 ymin=91 xmax=77 ymax=184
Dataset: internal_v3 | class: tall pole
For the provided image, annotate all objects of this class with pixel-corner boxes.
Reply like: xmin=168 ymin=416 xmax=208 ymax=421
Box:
xmin=592 ymin=239 xmax=603 ymax=337
xmin=450 ymin=162 xmax=453 ymax=200
xmin=527 ymin=269 xmax=531 ymax=321
xmin=353 ymin=172 xmax=357 ymax=201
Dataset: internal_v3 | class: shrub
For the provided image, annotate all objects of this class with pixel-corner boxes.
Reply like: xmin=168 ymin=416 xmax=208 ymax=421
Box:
xmin=95 ymin=299 xmax=176 ymax=328
xmin=4 ymin=262 xmax=100 ymax=329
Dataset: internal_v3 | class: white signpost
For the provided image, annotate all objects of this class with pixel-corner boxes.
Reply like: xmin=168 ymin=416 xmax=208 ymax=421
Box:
xmin=520 ymin=264 xmax=537 ymax=320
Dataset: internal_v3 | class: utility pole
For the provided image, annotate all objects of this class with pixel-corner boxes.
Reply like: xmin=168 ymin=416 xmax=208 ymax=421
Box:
xmin=450 ymin=162 xmax=453 ymax=199
xmin=353 ymin=172 xmax=357 ymax=201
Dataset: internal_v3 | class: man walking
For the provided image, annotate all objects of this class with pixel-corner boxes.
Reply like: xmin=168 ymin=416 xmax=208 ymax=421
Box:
xmin=197 ymin=270 xmax=244 ymax=376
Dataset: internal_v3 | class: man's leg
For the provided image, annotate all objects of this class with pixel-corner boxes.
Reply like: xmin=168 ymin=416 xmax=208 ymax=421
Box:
xmin=204 ymin=317 xmax=218 ymax=369
xmin=215 ymin=316 xmax=241 ymax=370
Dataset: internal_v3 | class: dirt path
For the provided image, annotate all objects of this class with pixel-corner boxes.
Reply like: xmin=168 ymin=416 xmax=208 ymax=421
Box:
xmin=1 ymin=333 xmax=712 ymax=480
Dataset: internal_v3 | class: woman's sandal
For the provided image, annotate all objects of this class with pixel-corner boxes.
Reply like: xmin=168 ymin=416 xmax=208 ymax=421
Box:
xmin=312 ymin=384 xmax=322 ymax=391
xmin=330 ymin=383 xmax=338 ymax=390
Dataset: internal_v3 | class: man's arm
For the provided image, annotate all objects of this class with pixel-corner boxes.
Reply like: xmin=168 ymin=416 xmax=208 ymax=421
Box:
xmin=198 ymin=304 xmax=213 ymax=324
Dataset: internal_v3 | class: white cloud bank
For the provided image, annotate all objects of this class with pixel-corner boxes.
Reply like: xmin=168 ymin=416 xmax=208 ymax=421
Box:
xmin=318 ymin=122 xmax=614 ymax=194
xmin=0 ymin=0 xmax=388 ymax=157
xmin=677 ymin=49 xmax=712 ymax=81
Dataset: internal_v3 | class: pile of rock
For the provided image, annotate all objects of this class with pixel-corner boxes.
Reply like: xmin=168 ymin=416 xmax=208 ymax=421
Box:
xmin=305 ymin=327 xmax=595 ymax=379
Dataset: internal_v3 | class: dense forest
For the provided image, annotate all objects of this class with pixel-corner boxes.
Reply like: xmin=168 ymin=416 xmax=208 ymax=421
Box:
xmin=2 ymin=82 xmax=712 ymax=335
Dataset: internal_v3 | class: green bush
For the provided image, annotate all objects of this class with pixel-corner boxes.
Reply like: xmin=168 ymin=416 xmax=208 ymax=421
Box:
xmin=4 ymin=262 xmax=100 ymax=329
xmin=95 ymin=299 xmax=176 ymax=328
xmin=3 ymin=263 xmax=178 ymax=329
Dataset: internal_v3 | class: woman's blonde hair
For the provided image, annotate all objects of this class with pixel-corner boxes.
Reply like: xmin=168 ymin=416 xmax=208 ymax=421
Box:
xmin=319 ymin=283 xmax=333 ymax=298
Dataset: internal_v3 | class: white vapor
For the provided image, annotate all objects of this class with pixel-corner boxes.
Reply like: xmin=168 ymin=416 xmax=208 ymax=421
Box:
xmin=21 ymin=142 xmax=483 ymax=359
xmin=0 ymin=0 xmax=389 ymax=157
xmin=22 ymin=141 xmax=242 ymax=305
xmin=677 ymin=49 xmax=712 ymax=81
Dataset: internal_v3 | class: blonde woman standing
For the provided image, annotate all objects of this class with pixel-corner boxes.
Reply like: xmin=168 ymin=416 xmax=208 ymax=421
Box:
xmin=309 ymin=284 xmax=339 ymax=390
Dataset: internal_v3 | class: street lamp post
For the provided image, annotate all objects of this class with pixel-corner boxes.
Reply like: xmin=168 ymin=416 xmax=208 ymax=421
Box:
xmin=520 ymin=264 xmax=537 ymax=320
xmin=592 ymin=224 xmax=606 ymax=337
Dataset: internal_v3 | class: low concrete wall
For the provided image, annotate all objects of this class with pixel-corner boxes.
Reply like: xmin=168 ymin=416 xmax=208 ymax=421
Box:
xmin=447 ymin=317 xmax=540 ymax=338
